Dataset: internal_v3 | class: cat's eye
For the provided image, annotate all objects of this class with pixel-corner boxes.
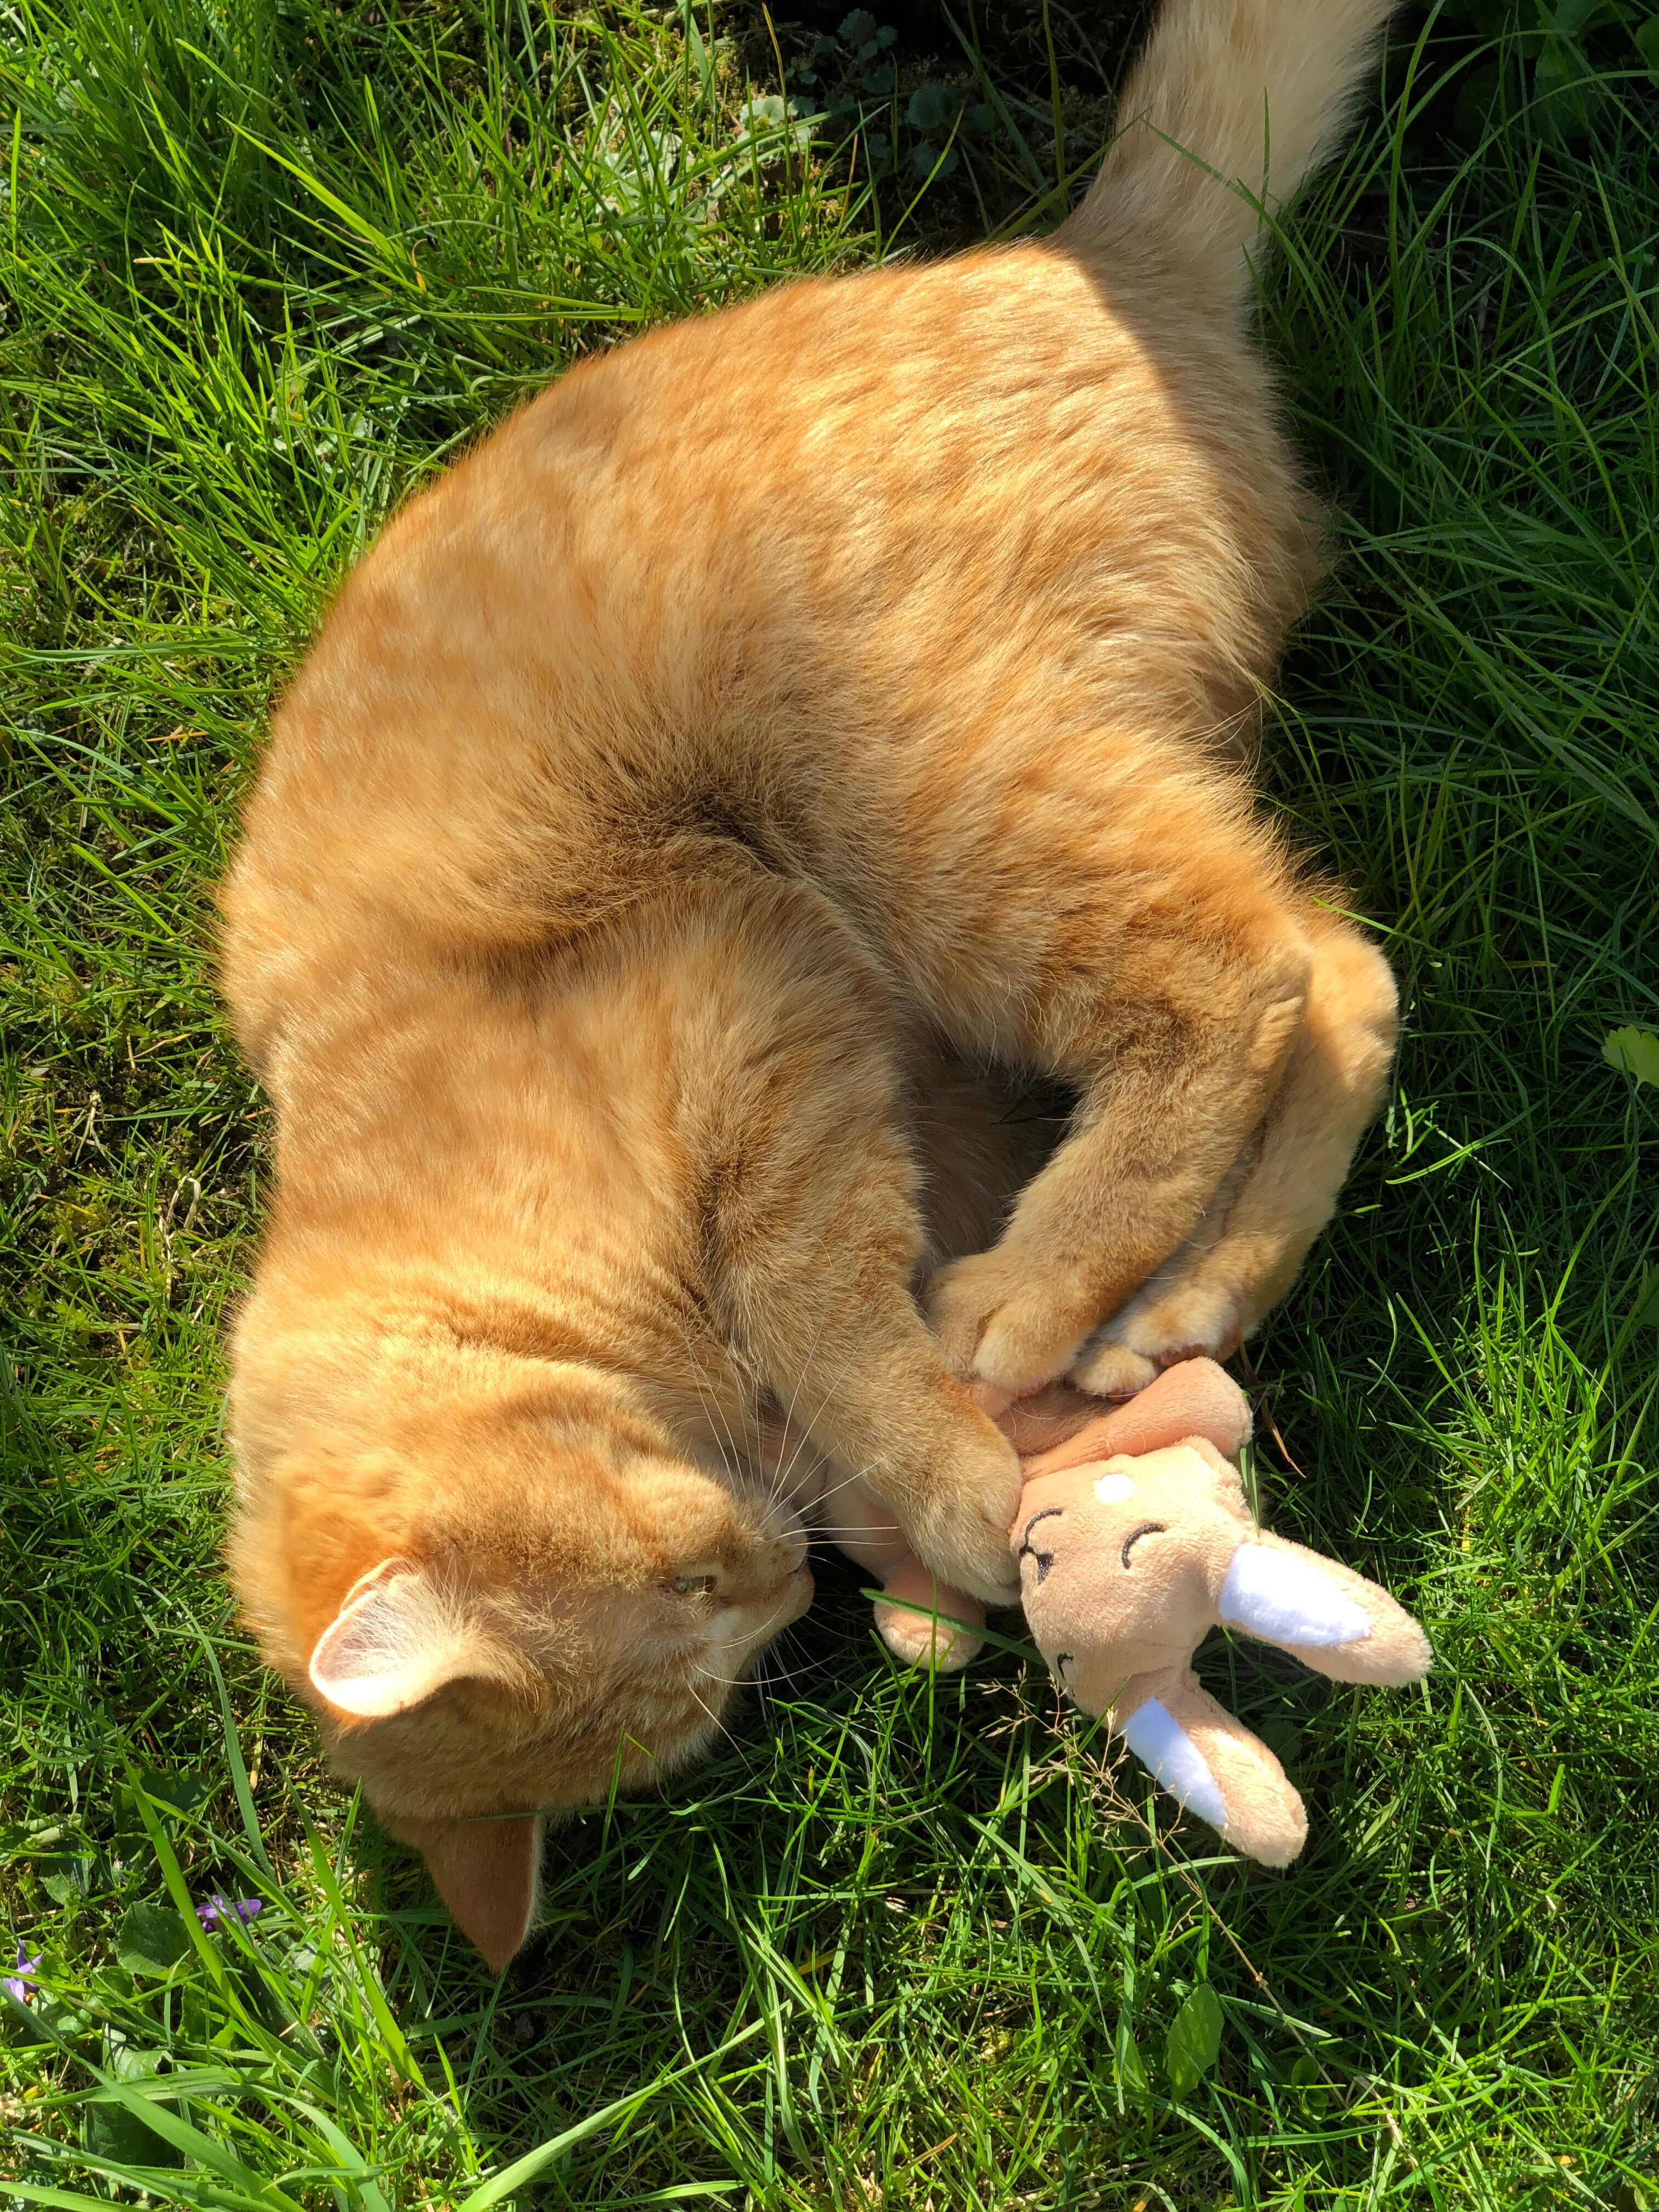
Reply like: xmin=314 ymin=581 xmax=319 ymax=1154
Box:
xmin=667 ymin=1573 xmax=718 ymax=1598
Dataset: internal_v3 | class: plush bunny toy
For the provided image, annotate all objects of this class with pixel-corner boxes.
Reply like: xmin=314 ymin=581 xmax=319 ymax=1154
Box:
xmin=865 ymin=1360 xmax=1430 ymax=1866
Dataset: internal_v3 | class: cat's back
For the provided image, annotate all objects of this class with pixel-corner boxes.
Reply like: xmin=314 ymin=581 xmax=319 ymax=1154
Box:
xmin=221 ymin=244 xmax=1306 ymax=1055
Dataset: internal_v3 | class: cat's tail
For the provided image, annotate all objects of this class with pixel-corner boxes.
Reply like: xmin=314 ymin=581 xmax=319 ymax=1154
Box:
xmin=1055 ymin=0 xmax=1398 ymax=306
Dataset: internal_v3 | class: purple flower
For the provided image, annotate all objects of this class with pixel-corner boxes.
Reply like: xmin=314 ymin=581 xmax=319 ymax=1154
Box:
xmin=195 ymin=1895 xmax=262 ymax=1931
xmin=4 ymin=1939 xmax=41 ymax=2004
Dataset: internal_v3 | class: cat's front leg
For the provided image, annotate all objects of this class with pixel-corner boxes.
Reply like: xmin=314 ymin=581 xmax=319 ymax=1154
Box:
xmin=741 ymin=1259 xmax=1024 ymax=1605
xmin=696 ymin=872 xmax=1024 ymax=1602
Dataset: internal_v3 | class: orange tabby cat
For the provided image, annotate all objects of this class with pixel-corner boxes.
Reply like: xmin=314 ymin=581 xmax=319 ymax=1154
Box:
xmin=222 ymin=0 xmax=1401 ymax=1966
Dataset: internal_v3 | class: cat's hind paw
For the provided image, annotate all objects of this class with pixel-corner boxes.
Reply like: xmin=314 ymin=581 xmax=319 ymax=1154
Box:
xmin=1071 ymin=1278 xmax=1242 ymax=1398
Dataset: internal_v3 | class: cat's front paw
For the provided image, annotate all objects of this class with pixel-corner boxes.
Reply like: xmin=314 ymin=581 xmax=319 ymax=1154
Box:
xmin=873 ymin=1560 xmax=985 ymax=1672
xmin=891 ymin=1429 xmax=1023 ymax=1605
xmin=929 ymin=1247 xmax=1108 ymax=1396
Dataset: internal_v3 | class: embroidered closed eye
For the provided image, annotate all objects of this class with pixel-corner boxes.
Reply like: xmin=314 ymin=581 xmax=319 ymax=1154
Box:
xmin=1119 ymin=1520 xmax=1167 ymax=1569
xmin=1017 ymin=1505 xmax=1066 ymax=1584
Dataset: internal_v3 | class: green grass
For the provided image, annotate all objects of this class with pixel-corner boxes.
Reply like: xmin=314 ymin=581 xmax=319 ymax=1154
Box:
xmin=2 ymin=0 xmax=1657 ymax=2203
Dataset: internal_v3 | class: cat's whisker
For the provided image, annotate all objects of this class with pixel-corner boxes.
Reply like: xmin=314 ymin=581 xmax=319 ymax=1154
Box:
xmin=683 ymin=1680 xmax=757 ymax=1773
xmin=770 ymin=1310 xmax=833 ymax=1482
xmin=755 ymin=1303 xmax=895 ymax=1514
xmin=803 ymin=1459 xmax=892 ymax=1542
xmin=657 ymin=1307 xmax=753 ymax=1490
xmin=777 ymin=1310 xmax=888 ymax=1457
xmin=810 ymin=1463 xmax=881 ymax=1505
xmin=762 ymin=1628 xmax=866 ymax=1695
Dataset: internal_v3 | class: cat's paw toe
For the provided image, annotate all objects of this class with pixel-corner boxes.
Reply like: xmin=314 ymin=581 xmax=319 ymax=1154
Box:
xmin=1077 ymin=1283 xmax=1242 ymax=1393
xmin=930 ymin=1254 xmax=1101 ymax=1396
xmin=1069 ymin=1339 xmax=1158 ymax=1400
xmin=1123 ymin=1284 xmax=1242 ymax=1365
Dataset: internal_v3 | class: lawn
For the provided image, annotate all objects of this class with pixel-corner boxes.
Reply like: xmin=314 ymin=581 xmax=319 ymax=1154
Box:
xmin=2 ymin=0 xmax=1657 ymax=2204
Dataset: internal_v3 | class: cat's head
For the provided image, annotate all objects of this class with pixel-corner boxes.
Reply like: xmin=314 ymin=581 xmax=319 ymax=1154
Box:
xmin=228 ymin=1341 xmax=811 ymax=1968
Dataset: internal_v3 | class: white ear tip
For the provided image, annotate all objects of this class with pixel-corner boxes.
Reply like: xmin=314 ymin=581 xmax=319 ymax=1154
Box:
xmin=1219 ymin=1544 xmax=1372 ymax=1647
xmin=1121 ymin=1699 xmax=1228 ymax=1830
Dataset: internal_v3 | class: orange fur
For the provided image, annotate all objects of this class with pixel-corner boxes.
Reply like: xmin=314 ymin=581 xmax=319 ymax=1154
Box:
xmin=221 ymin=0 xmax=1402 ymax=1962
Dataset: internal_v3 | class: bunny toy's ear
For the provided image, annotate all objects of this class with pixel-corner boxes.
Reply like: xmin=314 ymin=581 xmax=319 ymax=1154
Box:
xmin=1118 ymin=1669 xmax=1308 ymax=1866
xmin=1217 ymin=1536 xmax=1431 ymax=1685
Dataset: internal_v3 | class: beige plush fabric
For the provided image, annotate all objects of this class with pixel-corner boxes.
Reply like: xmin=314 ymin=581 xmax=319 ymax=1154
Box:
xmin=1012 ymin=1359 xmax=1429 ymax=1861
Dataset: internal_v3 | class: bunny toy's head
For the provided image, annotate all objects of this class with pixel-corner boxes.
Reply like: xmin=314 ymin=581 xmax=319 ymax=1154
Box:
xmin=1014 ymin=1438 xmax=1255 ymax=1708
xmin=1009 ymin=1361 xmax=1431 ymax=1865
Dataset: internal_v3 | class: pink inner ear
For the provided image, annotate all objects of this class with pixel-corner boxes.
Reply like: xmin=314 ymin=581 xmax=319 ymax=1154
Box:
xmin=309 ymin=1560 xmax=479 ymax=1719
xmin=405 ymin=1813 xmax=544 ymax=1972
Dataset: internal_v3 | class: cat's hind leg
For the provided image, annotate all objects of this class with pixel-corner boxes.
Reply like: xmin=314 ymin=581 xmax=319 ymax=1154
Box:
xmin=1074 ymin=912 xmax=1398 ymax=1396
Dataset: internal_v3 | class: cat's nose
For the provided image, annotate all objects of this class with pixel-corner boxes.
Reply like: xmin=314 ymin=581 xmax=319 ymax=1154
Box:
xmin=781 ymin=1559 xmax=814 ymax=1624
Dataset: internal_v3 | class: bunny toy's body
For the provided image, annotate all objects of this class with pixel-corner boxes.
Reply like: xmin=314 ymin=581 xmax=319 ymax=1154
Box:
xmin=862 ymin=1361 xmax=1430 ymax=1864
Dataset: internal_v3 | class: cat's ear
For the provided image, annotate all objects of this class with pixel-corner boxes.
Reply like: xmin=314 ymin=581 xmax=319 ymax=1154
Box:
xmin=398 ymin=1812 xmax=544 ymax=1972
xmin=309 ymin=1558 xmax=498 ymax=1719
